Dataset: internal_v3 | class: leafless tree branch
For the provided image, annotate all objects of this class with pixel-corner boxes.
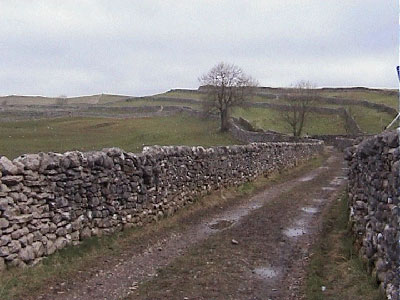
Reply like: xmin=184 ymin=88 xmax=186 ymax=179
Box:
xmin=278 ymin=80 xmax=318 ymax=137
xmin=199 ymin=62 xmax=258 ymax=131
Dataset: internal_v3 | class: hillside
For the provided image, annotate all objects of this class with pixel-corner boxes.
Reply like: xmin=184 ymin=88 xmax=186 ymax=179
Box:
xmin=0 ymin=94 xmax=131 ymax=106
xmin=0 ymin=86 xmax=396 ymax=158
xmin=113 ymin=87 xmax=397 ymax=134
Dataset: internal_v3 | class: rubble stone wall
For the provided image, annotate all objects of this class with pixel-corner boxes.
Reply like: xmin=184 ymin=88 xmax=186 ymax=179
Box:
xmin=345 ymin=131 xmax=399 ymax=300
xmin=0 ymin=141 xmax=323 ymax=269
xmin=229 ymin=121 xmax=321 ymax=144
xmin=311 ymin=134 xmax=366 ymax=151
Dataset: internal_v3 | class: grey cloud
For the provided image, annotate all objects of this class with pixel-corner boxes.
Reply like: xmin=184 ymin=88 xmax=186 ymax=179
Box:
xmin=0 ymin=0 xmax=397 ymax=97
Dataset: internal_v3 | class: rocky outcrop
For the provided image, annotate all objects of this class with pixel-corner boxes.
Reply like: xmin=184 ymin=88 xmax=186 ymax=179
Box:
xmin=0 ymin=141 xmax=323 ymax=269
xmin=345 ymin=131 xmax=399 ymax=299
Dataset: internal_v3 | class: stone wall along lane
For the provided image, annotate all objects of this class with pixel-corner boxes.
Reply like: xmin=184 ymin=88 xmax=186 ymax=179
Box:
xmin=345 ymin=131 xmax=399 ymax=300
xmin=0 ymin=141 xmax=323 ymax=269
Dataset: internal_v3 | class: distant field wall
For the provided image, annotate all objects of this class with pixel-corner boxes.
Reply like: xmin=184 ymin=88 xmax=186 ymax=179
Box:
xmin=0 ymin=94 xmax=131 ymax=106
xmin=281 ymin=95 xmax=398 ymax=115
xmin=0 ymin=105 xmax=206 ymax=121
xmin=319 ymin=87 xmax=397 ymax=95
xmin=0 ymin=100 xmax=363 ymax=135
xmin=345 ymin=131 xmax=399 ymax=300
xmin=243 ymin=102 xmax=363 ymax=135
xmin=317 ymin=97 xmax=397 ymax=115
xmin=229 ymin=119 xmax=321 ymax=143
xmin=0 ymin=141 xmax=322 ymax=270
xmin=133 ymin=96 xmax=202 ymax=104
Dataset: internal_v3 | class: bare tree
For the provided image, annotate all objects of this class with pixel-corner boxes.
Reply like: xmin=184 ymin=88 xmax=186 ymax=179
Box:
xmin=280 ymin=81 xmax=317 ymax=137
xmin=199 ymin=62 xmax=257 ymax=131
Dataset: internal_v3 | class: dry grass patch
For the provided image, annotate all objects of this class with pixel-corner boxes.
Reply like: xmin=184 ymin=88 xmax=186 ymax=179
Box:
xmin=305 ymin=193 xmax=385 ymax=300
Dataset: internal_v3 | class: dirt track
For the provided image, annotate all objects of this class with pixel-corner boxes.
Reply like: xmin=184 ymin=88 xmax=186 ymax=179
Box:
xmin=33 ymin=148 xmax=346 ymax=300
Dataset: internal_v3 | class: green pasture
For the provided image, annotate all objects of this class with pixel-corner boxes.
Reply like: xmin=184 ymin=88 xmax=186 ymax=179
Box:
xmin=321 ymin=90 xmax=397 ymax=109
xmin=107 ymin=98 xmax=200 ymax=109
xmin=233 ymin=107 xmax=347 ymax=135
xmin=0 ymin=115 xmax=237 ymax=159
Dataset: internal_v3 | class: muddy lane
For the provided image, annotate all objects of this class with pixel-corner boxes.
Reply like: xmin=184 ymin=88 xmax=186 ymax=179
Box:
xmin=35 ymin=149 xmax=346 ymax=300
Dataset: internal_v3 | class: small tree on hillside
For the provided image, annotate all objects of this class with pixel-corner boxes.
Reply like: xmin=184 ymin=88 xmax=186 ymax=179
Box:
xmin=199 ymin=62 xmax=257 ymax=131
xmin=280 ymin=80 xmax=317 ymax=137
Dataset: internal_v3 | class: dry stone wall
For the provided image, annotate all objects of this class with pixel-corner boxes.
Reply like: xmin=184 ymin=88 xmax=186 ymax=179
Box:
xmin=242 ymin=102 xmax=363 ymax=135
xmin=229 ymin=120 xmax=321 ymax=144
xmin=282 ymin=94 xmax=398 ymax=116
xmin=345 ymin=131 xmax=399 ymax=300
xmin=311 ymin=134 xmax=367 ymax=151
xmin=0 ymin=105 xmax=208 ymax=122
xmin=0 ymin=142 xmax=323 ymax=270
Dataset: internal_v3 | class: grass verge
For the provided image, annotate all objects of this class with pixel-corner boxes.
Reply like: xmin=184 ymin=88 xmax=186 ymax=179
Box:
xmin=0 ymin=154 xmax=325 ymax=300
xmin=305 ymin=193 xmax=384 ymax=300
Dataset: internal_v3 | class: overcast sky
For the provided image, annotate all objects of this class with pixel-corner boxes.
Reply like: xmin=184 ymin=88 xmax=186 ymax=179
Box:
xmin=0 ymin=0 xmax=398 ymax=97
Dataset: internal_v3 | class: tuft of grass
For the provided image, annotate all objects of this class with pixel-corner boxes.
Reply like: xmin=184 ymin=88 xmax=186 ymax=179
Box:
xmin=305 ymin=193 xmax=385 ymax=300
xmin=236 ymin=181 xmax=255 ymax=195
xmin=0 ymin=230 xmax=128 ymax=299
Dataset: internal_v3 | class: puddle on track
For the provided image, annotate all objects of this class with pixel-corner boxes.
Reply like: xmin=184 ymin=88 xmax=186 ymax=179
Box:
xmin=313 ymin=198 xmax=325 ymax=203
xmin=322 ymin=187 xmax=336 ymax=191
xmin=208 ymin=219 xmax=234 ymax=230
xmin=250 ymin=203 xmax=263 ymax=210
xmin=298 ymin=175 xmax=315 ymax=182
xmin=253 ymin=267 xmax=278 ymax=279
xmin=283 ymin=227 xmax=307 ymax=237
xmin=330 ymin=177 xmax=346 ymax=186
xmin=326 ymin=156 xmax=337 ymax=164
xmin=301 ymin=207 xmax=318 ymax=213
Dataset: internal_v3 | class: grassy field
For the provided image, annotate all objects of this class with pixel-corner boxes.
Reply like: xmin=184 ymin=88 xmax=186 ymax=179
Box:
xmin=154 ymin=88 xmax=398 ymax=108
xmin=0 ymin=94 xmax=130 ymax=106
xmin=348 ymin=106 xmax=393 ymax=134
xmin=0 ymin=88 xmax=394 ymax=157
xmin=152 ymin=88 xmax=395 ymax=134
xmin=233 ymin=107 xmax=347 ymax=135
xmin=0 ymin=115 xmax=238 ymax=159
xmin=152 ymin=90 xmax=205 ymax=100
xmin=107 ymin=98 xmax=200 ymax=109
xmin=321 ymin=90 xmax=397 ymax=109
xmin=152 ymin=90 xmax=279 ymax=104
